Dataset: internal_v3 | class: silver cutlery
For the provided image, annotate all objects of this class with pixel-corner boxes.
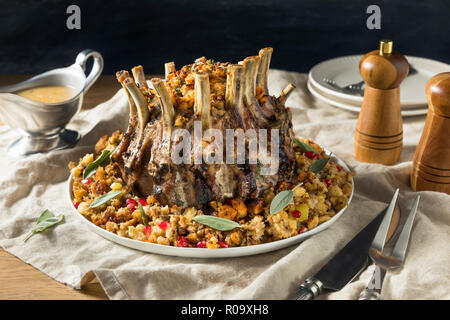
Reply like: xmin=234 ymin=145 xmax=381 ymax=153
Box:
xmin=359 ymin=192 xmax=420 ymax=300
xmin=291 ymin=195 xmax=397 ymax=300
xmin=322 ymin=78 xmax=364 ymax=96
xmin=323 ymin=64 xmax=418 ymax=96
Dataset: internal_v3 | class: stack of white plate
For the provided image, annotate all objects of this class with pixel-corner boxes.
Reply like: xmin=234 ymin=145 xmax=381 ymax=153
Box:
xmin=308 ymin=55 xmax=450 ymax=117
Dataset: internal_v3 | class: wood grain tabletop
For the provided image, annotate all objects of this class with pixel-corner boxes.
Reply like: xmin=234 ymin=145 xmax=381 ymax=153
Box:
xmin=0 ymin=74 xmax=124 ymax=300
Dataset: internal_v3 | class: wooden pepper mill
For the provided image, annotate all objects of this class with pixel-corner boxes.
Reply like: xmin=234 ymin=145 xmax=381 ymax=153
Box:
xmin=355 ymin=40 xmax=409 ymax=164
xmin=410 ymin=72 xmax=450 ymax=194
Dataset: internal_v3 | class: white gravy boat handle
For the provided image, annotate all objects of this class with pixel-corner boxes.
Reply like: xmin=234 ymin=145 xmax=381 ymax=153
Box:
xmin=75 ymin=49 xmax=104 ymax=93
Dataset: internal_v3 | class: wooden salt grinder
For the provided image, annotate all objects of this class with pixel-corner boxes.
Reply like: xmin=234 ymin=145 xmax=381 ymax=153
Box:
xmin=355 ymin=40 xmax=409 ymax=164
xmin=411 ymin=72 xmax=450 ymax=194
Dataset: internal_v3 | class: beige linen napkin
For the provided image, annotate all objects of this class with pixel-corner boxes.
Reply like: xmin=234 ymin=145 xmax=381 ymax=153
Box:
xmin=0 ymin=70 xmax=449 ymax=300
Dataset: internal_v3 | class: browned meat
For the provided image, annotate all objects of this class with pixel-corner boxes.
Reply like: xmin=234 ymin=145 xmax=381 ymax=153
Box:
xmin=112 ymin=48 xmax=297 ymax=208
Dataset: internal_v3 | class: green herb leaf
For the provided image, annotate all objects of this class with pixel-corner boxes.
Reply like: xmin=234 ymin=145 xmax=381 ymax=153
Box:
xmin=292 ymin=182 xmax=304 ymax=191
xmin=33 ymin=215 xmax=64 ymax=233
xmin=24 ymin=209 xmax=64 ymax=242
xmin=36 ymin=209 xmax=54 ymax=224
xmin=89 ymin=190 xmax=122 ymax=208
xmin=310 ymin=156 xmax=331 ymax=174
xmin=138 ymin=203 xmax=149 ymax=226
xmin=294 ymin=138 xmax=316 ymax=153
xmin=270 ymin=190 xmax=294 ymax=214
xmin=83 ymin=150 xmax=111 ymax=179
xmin=255 ymin=159 xmax=263 ymax=179
xmin=192 ymin=215 xmax=240 ymax=231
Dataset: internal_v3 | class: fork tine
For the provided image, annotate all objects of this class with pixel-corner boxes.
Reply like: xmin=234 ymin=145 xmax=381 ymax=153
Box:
xmin=323 ymin=78 xmax=365 ymax=96
xmin=371 ymin=189 xmax=400 ymax=253
xmin=323 ymin=78 xmax=341 ymax=91
xmin=391 ymin=195 xmax=420 ymax=262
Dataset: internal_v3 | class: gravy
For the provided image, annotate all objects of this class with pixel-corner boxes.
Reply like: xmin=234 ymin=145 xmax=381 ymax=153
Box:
xmin=15 ymin=85 xmax=76 ymax=103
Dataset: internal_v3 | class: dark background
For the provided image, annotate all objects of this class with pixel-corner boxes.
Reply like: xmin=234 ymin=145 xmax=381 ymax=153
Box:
xmin=1 ymin=0 xmax=449 ymax=75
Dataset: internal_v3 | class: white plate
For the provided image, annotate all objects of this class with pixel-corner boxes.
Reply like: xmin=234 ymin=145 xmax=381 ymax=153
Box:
xmin=309 ymin=55 xmax=450 ymax=108
xmin=67 ymin=149 xmax=354 ymax=258
xmin=307 ymin=80 xmax=428 ymax=117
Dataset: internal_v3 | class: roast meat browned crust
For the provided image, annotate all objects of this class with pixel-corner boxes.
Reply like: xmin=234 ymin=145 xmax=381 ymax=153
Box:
xmin=112 ymin=48 xmax=296 ymax=208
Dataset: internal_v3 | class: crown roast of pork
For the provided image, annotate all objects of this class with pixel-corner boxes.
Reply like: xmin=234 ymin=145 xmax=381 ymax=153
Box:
xmin=112 ymin=48 xmax=296 ymax=208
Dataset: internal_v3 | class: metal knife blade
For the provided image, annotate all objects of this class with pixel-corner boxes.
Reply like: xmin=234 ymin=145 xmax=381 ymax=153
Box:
xmin=292 ymin=205 xmax=389 ymax=300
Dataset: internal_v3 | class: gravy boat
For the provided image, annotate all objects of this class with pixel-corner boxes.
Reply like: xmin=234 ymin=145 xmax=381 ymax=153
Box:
xmin=0 ymin=49 xmax=103 ymax=156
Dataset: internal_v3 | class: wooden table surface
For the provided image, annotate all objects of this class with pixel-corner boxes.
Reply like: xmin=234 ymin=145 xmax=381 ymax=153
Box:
xmin=0 ymin=74 xmax=123 ymax=300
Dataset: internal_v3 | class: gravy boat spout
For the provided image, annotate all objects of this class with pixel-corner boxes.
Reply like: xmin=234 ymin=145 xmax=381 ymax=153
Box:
xmin=0 ymin=49 xmax=103 ymax=156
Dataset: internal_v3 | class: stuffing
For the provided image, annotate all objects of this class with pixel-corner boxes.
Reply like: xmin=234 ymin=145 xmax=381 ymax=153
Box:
xmin=70 ymin=136 xmax=353 ymax=248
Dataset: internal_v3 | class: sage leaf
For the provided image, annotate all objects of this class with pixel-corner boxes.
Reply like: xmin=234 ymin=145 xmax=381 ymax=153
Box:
xmin=270 ymin=190 xmax=294 ymax=214
xmin=83 ymin=150 xmax=111 ymax=179
xmin=89 ymin=190 xmax=122 ymax=208
xmin=292 ymin=182 xmax=304 ymax=191
xmin=33 ymin=215 xmax=64 ymax=233
xmin=23 ymin=209 xmax=64 ymax=242
xmin=138 ymin=203 xmax=149 ymax=226
xmin=294 ymin=138 xmax=316 ymax=153
xmin=192 ymin=215 xmax=240 ymax=231
xmin=36 ymin=209 xmax=54 ymax=224
xmin=310 ymin=156 xmax=331 ymax=174
xmin=255 ymin=159 xmax=263 ymax=179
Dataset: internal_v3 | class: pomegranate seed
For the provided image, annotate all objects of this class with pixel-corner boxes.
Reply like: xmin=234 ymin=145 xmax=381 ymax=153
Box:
xmin=126 ymin=198 xmax=137 ymax=206
xmin=225 ymin=198 xmax=233 ymax=205
xmin=315 ymin=153 xmax=320 ymax=159
xmin=177 ymin=236 xmax=188 ymax=247
xmin=325 ymin=178 xmax=332 ymax=187
xmin=336 ymin=165 xmax=341 ymax=172
xmin=218 ymin=241 xmax=228 ymax=248
xmin=305 ymin=151 xmax=316 ymax=159
xmin=145 ymin=225 xmax=152 ymax=238
xmin=298 ymin=227 xmax=308 ymax=234
xmin=139 ymin=198 xmax=147 ymax=206
xmin=82 ymin=178 xmax=92 ymax=185
xmin=159 ymin=221 xmax=169 ymax=230
xmin=196 ymin=241 xmax=207 ymax=248
xmin=292 ymin=210 xmax=301 ymax=218
xmin=74 ymin=202 xmax=80 ymax=209
xmin=126 ymin=199 xmax=137 ymax=210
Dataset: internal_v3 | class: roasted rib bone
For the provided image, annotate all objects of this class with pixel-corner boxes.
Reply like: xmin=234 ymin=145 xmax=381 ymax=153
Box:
xmin=243 ymin=56 xmax=274 ymax=126
xmin=114 ymin=48 xmax=297 ymax=208
xmin=165 ymin=62 xmax=176 ymax=79
xmin=131 ymin=65 xmax=148 ymax=89
xmin=194 ymin=72 xmax=212 ymax=128
xmin=151 ymin=78 xmax=174 ymax=163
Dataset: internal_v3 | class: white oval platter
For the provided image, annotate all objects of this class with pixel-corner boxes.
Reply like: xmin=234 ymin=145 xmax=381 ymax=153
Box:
xmin=67 ymin=148 xmax=354 ymax=258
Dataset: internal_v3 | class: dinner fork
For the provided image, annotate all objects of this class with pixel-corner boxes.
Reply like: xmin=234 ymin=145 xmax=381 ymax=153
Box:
xmin=322 ymin=78 xmax=364 ymax=96
xmin=323 ymin=64 xmax=418 ymax=96
xmin=359 ymin=192 xmax=420 ymax=300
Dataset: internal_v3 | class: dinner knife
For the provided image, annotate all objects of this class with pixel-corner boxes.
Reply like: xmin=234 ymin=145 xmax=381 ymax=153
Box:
xmin=291 ymin=190 xmax=399 ymax=300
